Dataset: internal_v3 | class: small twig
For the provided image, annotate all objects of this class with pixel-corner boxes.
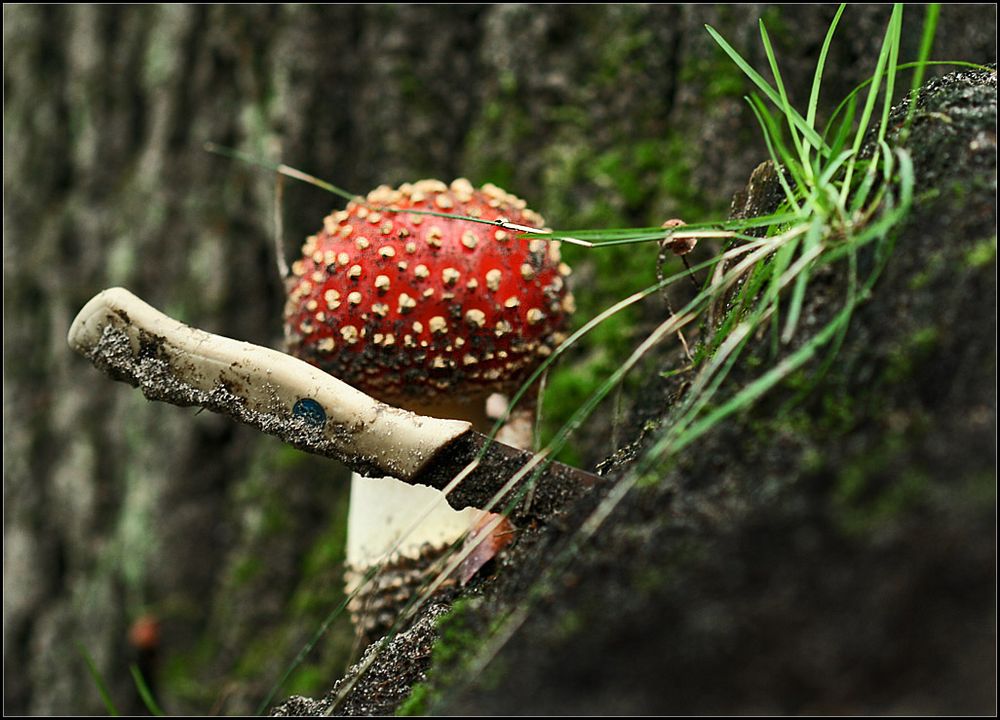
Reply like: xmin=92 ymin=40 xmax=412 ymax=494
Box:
xmin=273 ymin=173 xmax=290 ymax=283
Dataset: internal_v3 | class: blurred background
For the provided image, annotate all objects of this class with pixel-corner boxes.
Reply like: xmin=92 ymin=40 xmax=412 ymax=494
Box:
xmin=4 ymin=5 xmax=995 ymax=714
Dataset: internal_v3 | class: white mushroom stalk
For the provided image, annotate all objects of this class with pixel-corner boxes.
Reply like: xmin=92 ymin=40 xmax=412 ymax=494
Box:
xmin=344 ymin=395 xmax=533 ymax=593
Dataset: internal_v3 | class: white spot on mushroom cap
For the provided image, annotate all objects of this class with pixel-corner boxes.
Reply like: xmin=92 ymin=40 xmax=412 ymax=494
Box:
xmin=485 ymin=269 xmax=502 ymax=291
xmin=341 ymin=325 xmax=359 ymax=343
xmin=450 ymin=178 xmax=474 ymax=195
xmin=465 ymin=309 xmax=486 ymax=327
xmin=398 ymin=294 xmax=417 ymax=312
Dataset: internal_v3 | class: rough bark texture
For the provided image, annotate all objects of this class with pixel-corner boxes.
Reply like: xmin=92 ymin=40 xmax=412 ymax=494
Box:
xmin=3 ymin=5 xmax=995 ymax=715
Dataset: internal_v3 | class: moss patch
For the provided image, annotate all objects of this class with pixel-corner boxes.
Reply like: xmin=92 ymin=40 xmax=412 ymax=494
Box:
xmin=396 ymin=598 xmax=486 ymax=716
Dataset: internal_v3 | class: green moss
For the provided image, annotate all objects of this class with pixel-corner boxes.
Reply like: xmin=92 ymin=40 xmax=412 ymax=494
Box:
xmin=883 ymin=326 xmax=939 ymax=384
xmin=397 ymin=683 xmax=431 ymax=716
xmin=830 ymin=422 xmax=939 ymax=538
xmin=680 ymin=40 xmax=752 ymax=104
xmin=907 ymin=259 xmax=940 ymax=290
xmin=534 ymin=131 xmax=729 ymax=460
xmin=965 ymin=236 xmax=997 ymax=268
xmin=908 ymin=326 xmax=939 ymax=350
xmin=597 ymin=24 xmax=653 ymax=82
xmin=161 ymin=446 xmax=353 ymax=710
xmin=759 ymin=6 xmax=792 ymax=48
xmin=800 ymin=446 xmax=825 ymax=473
xmin=274 ymin=495 xmax=354 ymax=698
xmin=232 ymin=556 xmax=263 ymax=585
xmin=162 ymin=638 xmax=219 ymax=709
xmin=959 ymin=471 xmax=998 ymax=510
xmin=396 ymin=598 xmax=485 ymax=715
xmin=835 ymin=464 xmax=931 ymax=538
xmin=819 ymin=392 xmax=859 ymax=435
xmin=632 ymin=566 xmax=670 ymax=596
xmin=299 ymin=518 xmax=348 ymax=584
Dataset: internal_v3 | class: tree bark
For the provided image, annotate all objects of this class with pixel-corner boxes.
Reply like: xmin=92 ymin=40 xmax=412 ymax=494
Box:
xmin=3 ymin=5 xmax=995 ymax=714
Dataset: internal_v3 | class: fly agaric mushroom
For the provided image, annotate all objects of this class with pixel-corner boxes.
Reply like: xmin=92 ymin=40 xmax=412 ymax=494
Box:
xmin=283 ymin=178 xmax=574 ymax=639
xmin=283 ymin=178 xmax=573 ymax=417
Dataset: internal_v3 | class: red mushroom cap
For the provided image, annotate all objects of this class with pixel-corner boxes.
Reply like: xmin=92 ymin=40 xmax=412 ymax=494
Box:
xmin=284 ymin=179 xmax=574 ymax=406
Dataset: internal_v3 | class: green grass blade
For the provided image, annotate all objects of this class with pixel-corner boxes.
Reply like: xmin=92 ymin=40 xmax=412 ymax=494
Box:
xmin=705 ymin=24 xmax=828 ymax=154
xmin=746 ymin=97 xmax=802 ymax=212
xmin=206 ymin=142 xmax=530 ymax=232
xmin=129 ymin=664 xmax=165 ymax=716
xmin=759 ymin=19 xmax=809 ymax=178
xmin=766 ymin=233 xmax=802 ymax=354
xmin=781 ymin=216 xmax=824 ymax=342
xmin=522 ymin=234 xmax=803 ymax=487
xmin=849 ymin=160 xmax=881 ymax=215
xmin=910 ymin=5 xmax=940 ymax=96
xmin=545 ymin=212 xmax=802 ymax=241
xmin=205 ymin=142 xmax=358 ymax=203
xmin=902 ymin=4 xmax=941 ymax=135
xmin=879 ymin=139 xmax=895 ymax=184
xmin=839 ymin=4 xmax=902 ymax=205
xmin=677 ymin=300 xmax=855 ymax=450
xmin=827 ymin=91 xmax=857 ymax=163
xmin=801 ymin=148 xmax=854 ymax=218
xmin=877 ymin=5 xmax=904 ymax=147
xmin=76 ymin=643 xmax=120 ymax=716
xmin=487 ymin=244 xmax=768 ymax=444
xmin=807 ymin=5 xmax=847 ymax=132
xmin=805 ymin=4 xmax=846 ymax=173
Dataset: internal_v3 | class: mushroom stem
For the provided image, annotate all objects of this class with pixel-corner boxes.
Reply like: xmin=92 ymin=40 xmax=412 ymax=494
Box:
xmin=344 ymin=396 xmax=527 ymax=641
xmin=345 ymin=389 xmax=529 ymax=567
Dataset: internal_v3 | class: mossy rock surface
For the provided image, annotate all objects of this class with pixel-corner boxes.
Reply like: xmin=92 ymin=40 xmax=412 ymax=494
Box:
xmin=279 ymin=68 xmax=997 ymax=716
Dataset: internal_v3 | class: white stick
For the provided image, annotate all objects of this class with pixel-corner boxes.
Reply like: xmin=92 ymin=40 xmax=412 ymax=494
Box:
xmin=68 ymin=287 xmax=471 ymax=481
